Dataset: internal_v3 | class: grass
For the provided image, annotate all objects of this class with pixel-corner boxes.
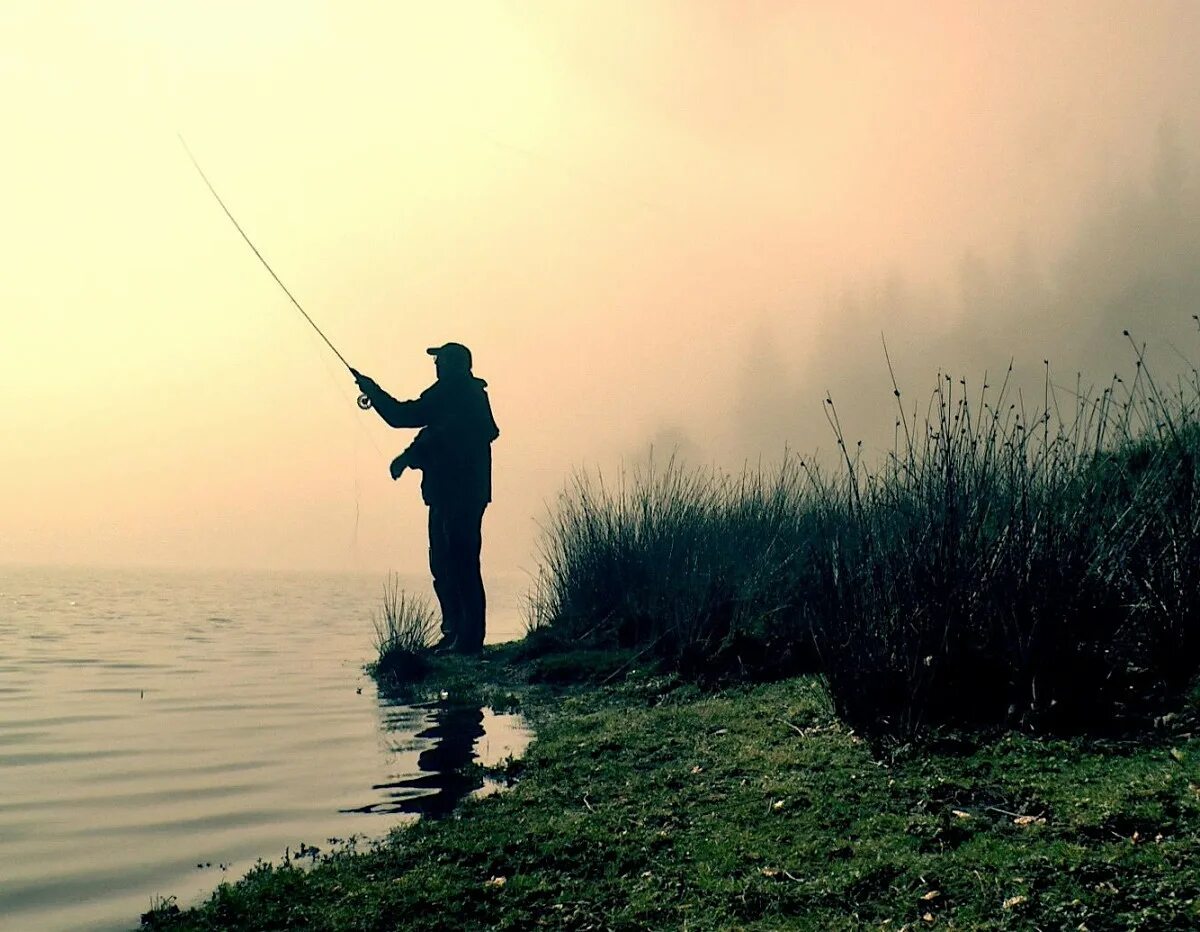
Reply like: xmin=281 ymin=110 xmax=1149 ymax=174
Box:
xmin=367 ymin=576 xmax=439 ymax=686
xmin=140 ymin=668 xmax=1200 ymax=930
xmin=530 ymin=457 xmax=822 ymax=683
xmin=532 ymin=335 xmax=1200 ymax=736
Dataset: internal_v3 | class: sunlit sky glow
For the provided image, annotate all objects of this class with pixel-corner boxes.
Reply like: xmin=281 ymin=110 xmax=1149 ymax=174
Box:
xmin=2 ymin=1 xmax=1199 ymax=575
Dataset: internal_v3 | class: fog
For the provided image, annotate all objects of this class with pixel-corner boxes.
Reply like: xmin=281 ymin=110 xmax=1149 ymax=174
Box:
xmin=729 ymin=116 xmax=1200 ymax=466
xmin=2 ymin=1 xmax=1199 ymax=577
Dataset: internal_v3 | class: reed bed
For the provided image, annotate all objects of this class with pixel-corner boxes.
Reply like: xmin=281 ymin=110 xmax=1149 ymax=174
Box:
xmin=532 ymin=336 xmax=1200 ymax=735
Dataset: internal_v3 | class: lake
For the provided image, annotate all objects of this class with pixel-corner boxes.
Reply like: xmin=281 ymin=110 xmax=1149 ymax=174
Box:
xmin=0 ymin=565 xmax=531 ymax=931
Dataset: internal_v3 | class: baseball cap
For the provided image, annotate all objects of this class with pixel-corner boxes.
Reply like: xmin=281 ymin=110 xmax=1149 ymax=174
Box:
xmin=426 ymin=342 xmax=473 ymax=370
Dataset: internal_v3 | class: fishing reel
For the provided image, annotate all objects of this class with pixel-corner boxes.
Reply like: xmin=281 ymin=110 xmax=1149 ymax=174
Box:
xmin=357 ymin=393 xmax=373 ymax=410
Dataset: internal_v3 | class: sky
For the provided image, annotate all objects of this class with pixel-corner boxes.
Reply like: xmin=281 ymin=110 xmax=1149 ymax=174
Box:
xmin=2 ymin=1 xmax=1199 ymax=577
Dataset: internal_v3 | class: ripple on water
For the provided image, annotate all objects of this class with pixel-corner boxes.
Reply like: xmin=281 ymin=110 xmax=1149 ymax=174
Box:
xmin=0 ymin=850 xmax=212 ymax=924
xmin=5 ymin=712 xmax=123 ymax=728
xmin=0 ymin=729 xmax=50 ymax=745
xmin=0 ymin=747 xmax=137 ymax=767
xmin=0 ymin=779 xmax=261 ymax=815
xmin=24 ymin=656 xmax=104 ymax=665
xmin=72 ymin=687 xmax=153 ymax=696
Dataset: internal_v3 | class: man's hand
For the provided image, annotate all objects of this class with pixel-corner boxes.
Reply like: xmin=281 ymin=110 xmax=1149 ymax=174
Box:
xmin=351 ymin=368 xmax=380 ymax=394
xmin=389 ymin=452 xmax=410 ymax=481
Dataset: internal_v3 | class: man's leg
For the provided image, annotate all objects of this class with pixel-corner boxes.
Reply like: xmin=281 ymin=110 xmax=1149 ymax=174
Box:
xmin=428 ymin=505 xmax=461 ymax=646
xmin=448 ymin=502 xmax=487 ymax=653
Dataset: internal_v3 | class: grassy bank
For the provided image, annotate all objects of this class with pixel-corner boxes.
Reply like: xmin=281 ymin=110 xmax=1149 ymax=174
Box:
xmin=143 ymin=659 xmax=1200 ymax=931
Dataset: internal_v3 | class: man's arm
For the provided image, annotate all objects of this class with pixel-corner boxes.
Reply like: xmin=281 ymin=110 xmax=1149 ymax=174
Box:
xmin=389 ymin=427 xmax=434 ymax=480
xmin=352 ymin=370 xmax=430 ymax=428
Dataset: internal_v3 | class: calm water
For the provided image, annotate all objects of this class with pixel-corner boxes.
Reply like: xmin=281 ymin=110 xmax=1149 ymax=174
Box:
xmin=0 ymin=566 xmax=531 ymax=932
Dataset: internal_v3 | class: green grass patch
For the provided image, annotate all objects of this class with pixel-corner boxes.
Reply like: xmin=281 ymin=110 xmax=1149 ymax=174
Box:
xmin=525 ymin=648 xmax=641 ymax=685
xmin=141 ymin=673 xmax=1200 ymax=930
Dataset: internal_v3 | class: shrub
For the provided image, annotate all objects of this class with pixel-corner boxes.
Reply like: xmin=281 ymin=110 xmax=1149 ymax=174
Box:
xmin=808 ymin=343 xmax=1200 ymax=735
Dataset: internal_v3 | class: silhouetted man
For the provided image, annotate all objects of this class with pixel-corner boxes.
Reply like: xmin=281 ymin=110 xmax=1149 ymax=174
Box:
xmin=352 ymin=343 xmax=499 ymax=654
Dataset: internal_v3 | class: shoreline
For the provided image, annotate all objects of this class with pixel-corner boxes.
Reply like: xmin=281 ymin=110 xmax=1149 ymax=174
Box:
xmin=142 ymin=646 xmax=1200 ymax=930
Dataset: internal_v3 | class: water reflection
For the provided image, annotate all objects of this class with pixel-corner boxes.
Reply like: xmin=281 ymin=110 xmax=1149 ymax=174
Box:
xmin=345 ymin=700 xmax=528 ymax=819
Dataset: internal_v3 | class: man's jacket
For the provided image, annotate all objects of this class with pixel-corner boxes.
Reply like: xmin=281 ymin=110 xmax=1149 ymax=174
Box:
xmin=365 ymin=374 xmax=500 ymax=507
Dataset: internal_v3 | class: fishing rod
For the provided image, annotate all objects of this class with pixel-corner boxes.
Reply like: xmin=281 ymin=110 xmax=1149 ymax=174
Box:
xmin=178 ymin=135 xmax=373 ymax=410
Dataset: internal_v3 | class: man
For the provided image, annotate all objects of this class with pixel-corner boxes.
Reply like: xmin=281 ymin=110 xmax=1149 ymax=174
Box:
xmin=352 ymin=343 xmax=499 ymax=654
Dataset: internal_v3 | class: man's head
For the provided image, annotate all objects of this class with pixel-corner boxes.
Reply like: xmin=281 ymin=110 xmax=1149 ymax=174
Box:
xmin=427 ymin=342 xmax=473 ymax=379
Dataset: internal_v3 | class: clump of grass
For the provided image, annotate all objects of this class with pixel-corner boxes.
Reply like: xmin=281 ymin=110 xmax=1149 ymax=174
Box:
xmin=530 ymin=456 xmax=822 ymax=683
xmin=810 ymin=337 xmax=1200 ymax=735
xmin=368 ymin=576 xmax=438 ymax=685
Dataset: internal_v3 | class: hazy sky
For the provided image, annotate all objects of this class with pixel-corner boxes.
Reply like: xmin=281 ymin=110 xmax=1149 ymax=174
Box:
xmin=2 ymin=1 xmax=1199 ymax=576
